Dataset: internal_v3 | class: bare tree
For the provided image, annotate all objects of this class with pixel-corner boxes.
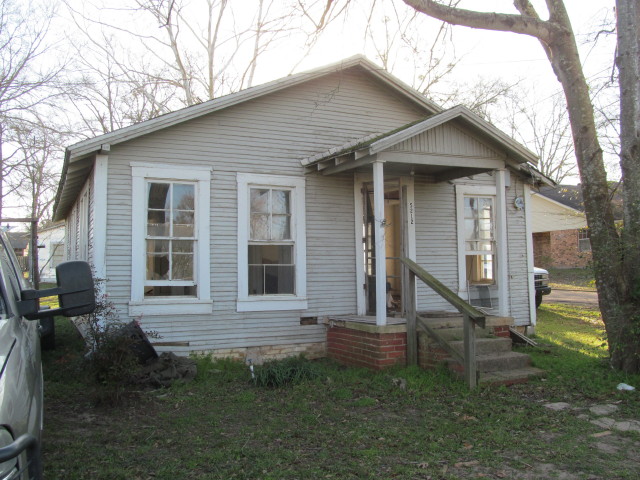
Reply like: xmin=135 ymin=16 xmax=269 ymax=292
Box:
xmin=401 ymin=0 xmax=639 ymax=372
xmin=504 ymin=91 xmax=576 ymax=184
xmin=0 ymin=0 xmax=65 ymax=218
xmin=7 ymin=119 xmax=63 ymax=223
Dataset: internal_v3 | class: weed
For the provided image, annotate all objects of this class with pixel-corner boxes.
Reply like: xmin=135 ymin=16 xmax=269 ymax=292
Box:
xmin=252 ymin=356 xmax=321 ymax=388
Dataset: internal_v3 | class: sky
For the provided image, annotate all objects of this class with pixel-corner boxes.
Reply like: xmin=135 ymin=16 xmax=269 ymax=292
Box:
xmin=3 ymin=0 xmax=619 ymax=224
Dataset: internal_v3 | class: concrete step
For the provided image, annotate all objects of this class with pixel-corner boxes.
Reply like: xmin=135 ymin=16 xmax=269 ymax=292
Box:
xmin=480 ymin=367 xmax=545 ymax=386
xmin=419 ymin=314 xmax=513 ymax=330
xmin=447 ymin=351 xmax=532 ymax=373
xmin=476 ymin=351 xmax=532 ymax=372
xmin=449 ymin=337 xmax=513 ymax=356
xmin=426 ymin=327 xmax=496 ymax=341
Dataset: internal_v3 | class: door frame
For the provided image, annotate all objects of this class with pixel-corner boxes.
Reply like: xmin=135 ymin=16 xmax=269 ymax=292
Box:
xmin=354 ymin=173 xmax=416 ymax=316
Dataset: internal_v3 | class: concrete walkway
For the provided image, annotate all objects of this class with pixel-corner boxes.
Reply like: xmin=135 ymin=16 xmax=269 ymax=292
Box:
xmin=546 ymin=288 xmax=599 ymax=307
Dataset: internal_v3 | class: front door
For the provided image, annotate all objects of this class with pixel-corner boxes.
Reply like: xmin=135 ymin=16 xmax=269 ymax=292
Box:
xmin=362 ymin=179 xmax=405 ymax=316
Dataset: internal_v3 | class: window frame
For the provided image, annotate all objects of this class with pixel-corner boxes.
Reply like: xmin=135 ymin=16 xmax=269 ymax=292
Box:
xmin=130 ymin=163 xmax=212 ymax=316
xmin=577 ymin=228 xmax=591 ymax=252
xmin=456 ymin=185 xmax=499 ymax=293
xmin=463 ymin=195 xmax=496 ymax=285
xmin=237 ymin=173 xmax=307 ymax=312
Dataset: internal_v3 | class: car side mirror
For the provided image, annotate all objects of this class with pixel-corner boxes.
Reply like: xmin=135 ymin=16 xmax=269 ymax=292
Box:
xmin=18 ymin=261 xmax=96 ymax=319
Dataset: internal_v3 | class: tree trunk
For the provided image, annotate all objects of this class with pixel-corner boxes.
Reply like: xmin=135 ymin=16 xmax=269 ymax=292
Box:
xmin=615 ymin=0 xmax=640 ymax=371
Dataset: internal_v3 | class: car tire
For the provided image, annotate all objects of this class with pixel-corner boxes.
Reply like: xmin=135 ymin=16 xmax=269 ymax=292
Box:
xmin=535 ymin=293 xmax=542 ymax=309
xmin=39 ymin=317 xmax=55 ymax=351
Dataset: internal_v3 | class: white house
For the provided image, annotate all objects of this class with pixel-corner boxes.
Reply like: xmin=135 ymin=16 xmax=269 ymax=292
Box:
xmin=37 ymin=222 xmax=66 ymax=283
xmin=53 ymin=56 xmax=549 ymax=364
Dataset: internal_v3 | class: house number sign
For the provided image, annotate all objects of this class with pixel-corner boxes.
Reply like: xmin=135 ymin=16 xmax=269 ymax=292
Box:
xmin=409 ymin=202 xmax=415 ymax=225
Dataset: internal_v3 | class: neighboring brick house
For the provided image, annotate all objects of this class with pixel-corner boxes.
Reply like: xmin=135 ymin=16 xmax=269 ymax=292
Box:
xmin=531 ymin=186 xmax=589 ymax=269
xmin=531 ymin=184 xmax=623 ymax=269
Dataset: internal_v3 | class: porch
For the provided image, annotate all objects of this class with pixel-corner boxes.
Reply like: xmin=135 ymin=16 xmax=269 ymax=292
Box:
xmin=324 ymin=312 xmax=542 ymax=385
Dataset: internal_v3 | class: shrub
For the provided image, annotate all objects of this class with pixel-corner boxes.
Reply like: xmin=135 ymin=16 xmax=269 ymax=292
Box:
xmin=253 ymin=356 xmax=321 ymax=388
xmin=78 ymin=279 xmax=151 ymax=404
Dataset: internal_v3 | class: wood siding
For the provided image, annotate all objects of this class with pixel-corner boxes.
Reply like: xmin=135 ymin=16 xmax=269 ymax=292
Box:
xmin=69 ymin=67 xmax=534 ymax=355
xmin=390 ymin=123 xmax=501 ymax=159
xmin=505 ymin=176 xmax=532 ymax=326
xmin=103 ymin=69 xmax=429 ymax=353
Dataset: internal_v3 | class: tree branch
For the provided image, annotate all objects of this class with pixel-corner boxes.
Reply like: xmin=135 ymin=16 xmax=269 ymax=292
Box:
xmin=402 ymin=0 xmax=553 ymax=41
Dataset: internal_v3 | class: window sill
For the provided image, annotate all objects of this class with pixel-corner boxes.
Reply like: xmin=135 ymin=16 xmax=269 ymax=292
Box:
xmin=236 ymin=296 xmax=308 ymax=312
xmin=129 ymin=299 xmax=213 ymax=316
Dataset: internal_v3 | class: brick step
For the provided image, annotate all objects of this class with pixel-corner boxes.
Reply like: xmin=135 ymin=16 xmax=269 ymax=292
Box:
xmin=448 ymin=337 xmax=513 ymax=356
xmin=479 ymin=367 xmax=545 ymax=386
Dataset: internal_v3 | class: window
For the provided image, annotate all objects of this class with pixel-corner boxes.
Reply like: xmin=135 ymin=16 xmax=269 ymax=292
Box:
xmin=237 ymin=174 xmax=306 ymax=312
xmin=130 ymin=163 xmax=211 ymax=316
xmin=145 ymin=182 xmax=196 ymax=297
xmin=464 ymin=196 xmax=496 ymax=284
xmin=578 ymin=228 xmax=591 ymax=252
xmin=248 ymin=188 xmax=294 ymax=295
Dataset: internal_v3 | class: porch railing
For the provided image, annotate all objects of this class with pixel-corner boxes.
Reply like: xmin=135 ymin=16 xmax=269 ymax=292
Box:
xmin=400 ymin=257 xmax=486 ymax=389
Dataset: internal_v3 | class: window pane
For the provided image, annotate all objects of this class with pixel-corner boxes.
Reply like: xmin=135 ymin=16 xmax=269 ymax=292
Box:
xmin=173 ymin=240 xmax=193 ymax=253
xmin=464 ymin=219 xmax=476 ymax=241
xmin=248 ymin=245 xmax=293 ymax=265
xmin=272 ymin=215 xmax=291 ymax=240
xmin=174 ymin=210 xmax=194 ymax=237
xmin=464 ymin=197 xmax=475 ymax=219
xmin=148 ymin=210 xmax=170 ymax=236
xmin=250 ymin=189 xmax=269 ymax=213
xmin=173 ymin=184 xmax=195 ymax=210
xmin=248 ymin=265 xmax=264 ymax=295
xmin=148 ymin=183 xmax=170 ymax=209
xmin=272 ymin=190 xmax=290 ymax=214
xmin=264 ymin=265 xmax=294 ymax=294
xmin=466 ymin=254 xmax=494 ymax=284
xmin=147 ymin=239 xmax=169 ymax=253
xmin=250 ymin=213 xmax=270 ymax=240
xmin=147 ymin=254 xmax=169 ymax=280
xmin=145 ymin=285 xmax=196 ymax=297
xmin=172 ymin=253 xmax=193 ymax=280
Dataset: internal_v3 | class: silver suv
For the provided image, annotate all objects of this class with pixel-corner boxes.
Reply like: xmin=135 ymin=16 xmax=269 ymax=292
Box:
xmin=0 ymin=231 xmax=94 ymax=479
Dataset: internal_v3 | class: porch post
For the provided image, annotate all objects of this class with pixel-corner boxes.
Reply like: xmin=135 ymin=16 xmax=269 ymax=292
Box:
xmin=373 ymin=160 xmax=387 ymax=326
xmin=495 ymin=169 xmax=509 ymax=316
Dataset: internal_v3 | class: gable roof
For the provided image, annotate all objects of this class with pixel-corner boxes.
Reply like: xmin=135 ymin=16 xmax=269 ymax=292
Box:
xmin=539 ymin=184 xmax=624 ymax=221
xmin=66 ymin=55 xmax=440 ymax=162
xmin=53 ymin=55 xmax=441 ymax=220
xmin=301 ymin=105 xmax=538 ymax=168
xmin=531 ymin=191 xmax=586 ymax=233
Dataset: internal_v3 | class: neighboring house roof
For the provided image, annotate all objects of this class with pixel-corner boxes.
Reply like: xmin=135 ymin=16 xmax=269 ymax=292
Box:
xmin=6 ymin=231 xmax=29 ymax=250
xmin=531 ymin=192 xmax=587 ymax=233
xmin=38 ymin=221 xmax=65 ymax=234
xmin=538 ymin=184 xmax=623 ymax=221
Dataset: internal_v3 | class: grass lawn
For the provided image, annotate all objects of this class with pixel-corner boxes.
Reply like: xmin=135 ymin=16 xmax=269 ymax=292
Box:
xmin=548 ymin=268 xmax=596 ymax=291
xmin=42 ymin=305 xmax=640 ymax=479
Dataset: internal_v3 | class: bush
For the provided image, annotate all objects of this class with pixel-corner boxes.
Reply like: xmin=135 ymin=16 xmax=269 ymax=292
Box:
xmin=79 ymin=280 xmax=151 ymax=404
xmin=253 ymin=356 xmax=321 ymax=388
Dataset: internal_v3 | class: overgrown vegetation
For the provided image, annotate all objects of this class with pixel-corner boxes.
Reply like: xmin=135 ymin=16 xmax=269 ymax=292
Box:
xmin=42 ymin=305 xmax=640 ymax=479
xmin=252 ymin=356 xmax=322 ymax=388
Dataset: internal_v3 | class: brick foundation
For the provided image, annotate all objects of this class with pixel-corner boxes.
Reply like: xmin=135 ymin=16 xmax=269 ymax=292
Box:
xmin=326 ymin=321 xmax=407 ymax=370
xmin=195 ymin=341 xmax=326 ymax=365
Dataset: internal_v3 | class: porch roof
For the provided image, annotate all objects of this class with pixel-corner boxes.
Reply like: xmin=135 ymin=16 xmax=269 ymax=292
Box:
xmin=301 ymin=105 xmax=541 ymax=182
